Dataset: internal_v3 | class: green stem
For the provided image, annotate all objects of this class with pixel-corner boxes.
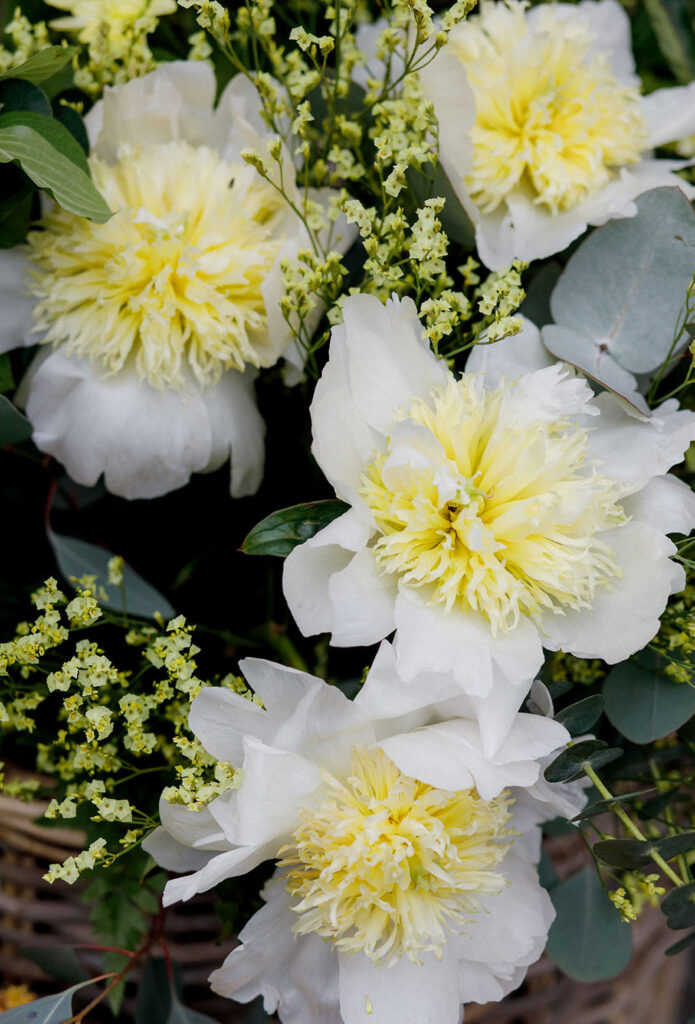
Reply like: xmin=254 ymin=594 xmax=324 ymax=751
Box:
xmin=584 ymin=764 xmax=686 ymax=887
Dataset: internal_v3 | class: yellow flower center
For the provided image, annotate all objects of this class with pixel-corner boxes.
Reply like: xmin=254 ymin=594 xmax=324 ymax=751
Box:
xmin=449 ymin=0 xmax=648 ymax=213
xmin=361 ymin=374 xmax=626 ymax=634
xmin=26 ymin=140 xmax=287 ymax=389
xmin=281 ymin=748 xmax=512 ymax=965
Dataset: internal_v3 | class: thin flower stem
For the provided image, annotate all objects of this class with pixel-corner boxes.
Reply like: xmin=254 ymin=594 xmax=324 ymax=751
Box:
xmin=583 ymin=764 xmax=686 ymax=887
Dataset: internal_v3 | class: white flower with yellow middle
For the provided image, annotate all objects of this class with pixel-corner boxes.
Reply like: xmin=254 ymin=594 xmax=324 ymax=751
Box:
xmin=143 ymin=647 xmax=585 ymax=1024
xmin=419 ymin=0 xmax=695 ymax=268
xmin=47 ymin=0 xmax=177 ymax=42
xmin=0 ymin=62 xmax=349 ymax=499
xmin=282 ymin=294 xmax=695 ymax=752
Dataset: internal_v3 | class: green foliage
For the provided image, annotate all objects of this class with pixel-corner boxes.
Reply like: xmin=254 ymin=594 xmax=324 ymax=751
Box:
xmin=0 ymin=353 xmax=15 ymax=393
xmin=554 ymin=694 xmax=604 ymax=735
xmin=642 ymin=0 xmax=695 ymax=83
xmin=19 ymin=946 xmax=89 ymax=986
xmin=0 ymin=118 xmax=110 ymax=221
xmin=0 ymin=394 xmax=31 ymax=444
xmin=0 ymin=47 xmax=79 ymax=85
xmin=594 ymin=833 xmax=695 ymax=869
xmin=546 ymin=866 xmax=632 ymax=981
xmin=543 ymin=740 xmax=623 ymax=783
xmin=48 ymin=531 xmax=176 ymax=620
xmin=661 ymin=881 xmax=695 ymax=928
xmin=242 ymin=499 xmax=349 ymax=556
xmin=603 ymin=654 xmax=695 ymax=743
xmin=0 ymin=978 xmax=95 ymax=1022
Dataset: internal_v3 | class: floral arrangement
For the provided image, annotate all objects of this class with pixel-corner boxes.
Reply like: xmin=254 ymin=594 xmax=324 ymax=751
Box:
xmin=1 ymin=0 xmax=695 ymax=1022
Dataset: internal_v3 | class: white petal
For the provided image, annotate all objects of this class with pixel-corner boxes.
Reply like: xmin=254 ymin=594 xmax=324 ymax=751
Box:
xmin=141 ymin=825 xmax=216 ymax=873
xmin=339 ymin=294 xmax=448 ymax=438
xmin=338 ymin=948 xmax=462 ymax=1024
xmin=211 ymin=878 xmax=342 ymax=1024
xmin=540 ymin=520 xmax=680 ymax=661
xmin=531 ymin=0 xmax=639 ymax=86
xmin=328 ymin=547 xmax=398 ymax=646
xmin=419 ymin=50 xmax=476 ymax=186
xmin=201 ymin=368 xmax=265 ymax=497
xmin=586 ymin=393 xmax=695 ymax=493
xmin=212 ymin=72 xmax=274 ymax=160
xmin=623 ymin=473 xmax=695 ymax=536
xmin=392 ymin=589 xmax=544 ymax=699
xmin=87 ymin=61 xmax=217 ymax=159
xmin=465 ymin=316 xmax=554 ymax=385
xmin=0 ymin=251 xmax=36 ymax=352
xmin=161 ymin=842 xmax=276 ymax=906
xmin=642 ymin=83 xmax=695 ymax=149
xmin=25 ymin=351 xmax=213 ymax=499
xmin=188 ymin=685 xmax=269 ymax=764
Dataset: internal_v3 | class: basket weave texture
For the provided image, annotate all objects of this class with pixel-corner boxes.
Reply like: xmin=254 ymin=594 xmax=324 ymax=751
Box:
xmin=0 ymin=796 xmax=690 ymax=1023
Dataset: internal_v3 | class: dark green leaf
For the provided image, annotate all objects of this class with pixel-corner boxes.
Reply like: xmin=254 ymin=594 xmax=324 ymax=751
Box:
xmin=52 ymin=102 xmax=89 ymax=155
xmin=637 ymin=788 xmax=680 ymax=819
xmin=0 ymin=123 xmax=110 ymax=221
xmin=543 ymin=740 xmax=623 ymax=783
xmin=0 ymin=47 xmax=79 ymax=85
xmin=0 ymin=394 xmax=32 ymax=444
xmin=103 ymin=951 xmax=129 ymax=1017
xmin=0 ymin=352 xmax=14 ymax=392
xmin=546 ymin=866 xmax=632 ymax=981
xmin=555 ymin=695 xmax=604 ymax=735
xmin=136 ymin=958 xmax=182 ymax=1024
xmin=570 ymin=788 xmax=658 ymax=822
xmin=661 ymin=882 xmax=695 ymax=929
xmin=0 ymin=110 xmax=89 ymax=172
xmin=19 ymin=946 xmax=88 ymax=986
xmin=603 ymin=658 xmax=695 ymax=743
xmin=241 ymin=499 xmax=349 ymax=557
xmin=652 ymin=831 xmax=695 ymax=861
xmin=665 ymin=929 xmax=695 ymax=954
xmin=166 ymin=997 xmax=219 ymax=1024
xmin=642 ymin=0 xmax=695 ymax=84
xmin=0 ymin=979 xmax=95 ymax=1022
xmin=594 ymin=838 xmax=654 ymax=869
xmin=48 ymin=530 xmax=176 ymax=620
xmin=0 ymin=79 xmax=51 ymax=117
xmin=0 ymin=179 xmax=33 ymax=248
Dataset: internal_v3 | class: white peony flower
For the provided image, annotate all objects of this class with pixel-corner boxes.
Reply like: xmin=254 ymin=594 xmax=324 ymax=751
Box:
xmin=282 ymin=294 xmax=695 ymax=751
xmin=0 ymin=62 xmax=352 ymax=499
xmin=418 ymin=0 xmax=695 ymax=269
xmin=143 ymin=647 xmax=585 ymax=1024
xmin=47 ymin=0 xmax=177 ymax=41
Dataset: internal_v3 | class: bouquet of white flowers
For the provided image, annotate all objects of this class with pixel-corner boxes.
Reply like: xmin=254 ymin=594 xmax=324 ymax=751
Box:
xmin=0 ymin=1 xmax=694 ymax=1022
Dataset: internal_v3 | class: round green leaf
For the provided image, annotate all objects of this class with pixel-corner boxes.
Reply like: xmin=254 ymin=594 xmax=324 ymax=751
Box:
xmin=544 ymin=740 xmax=623 ymax=783
xmin=594 ymin=838 xmax=654 ymax=870
xmin=554 ymin=694 xmax=604 ymax=735
xmin=604 ymin=659 xmax=695 ymax=743
xmin=546 ymin=866 xmax=632 ymax=981
xmin=661 ymin=882 xmax=695 ymax=930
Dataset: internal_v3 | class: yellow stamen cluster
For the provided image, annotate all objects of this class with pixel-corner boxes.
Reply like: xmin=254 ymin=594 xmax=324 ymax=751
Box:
xmin=449 ymin=0 xmax=648 ymax=213
xmin=281 ymin=747 xmax=512 ymax=965
xmin=361 ymin=374 xmax=625 ymax=634
xmin=27 ymin=141 xmax=287 ymax=389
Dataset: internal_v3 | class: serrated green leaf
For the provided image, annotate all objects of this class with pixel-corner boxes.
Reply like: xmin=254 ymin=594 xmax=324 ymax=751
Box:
xmin=0 ymin=110 xmax=88 ymax=171
xmin=603 ymin=657 xmax=695 ymax=743
xmin=48 ymin=530 xmax=175 ymax=620
xmin=0 ymin=394 xmax=32 ymax=444
xmin=543 ymin=740 xmax=623 ymax=783
xmin=594 ymin=838 xmax=655 ymax=869
xmin=661 ymin=881 xmax=695 ymax=929
xmin=242 ymin=499 xmax=349 ymax=557
xmin=554 ymin=694 xmax=604 ymax=735
xmin=0 ymin=47 xmax=79 ymax=85
xmin=0 ymin=123 xmax=110 ymax=221
xmin=0 ymin=979 xmax=95 ymax=1022
xmin=0 ymin=79 xmax=51 ymax=117
xmin=546 ymin=866 xmax=632 ymax=981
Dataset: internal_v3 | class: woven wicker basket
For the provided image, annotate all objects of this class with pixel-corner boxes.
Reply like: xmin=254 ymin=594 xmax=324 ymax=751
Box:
xmin=1 ymin=796 xmax=690 ymax=1023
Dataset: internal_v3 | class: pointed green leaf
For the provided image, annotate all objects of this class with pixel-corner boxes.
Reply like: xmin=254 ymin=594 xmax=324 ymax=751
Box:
xmin=546 ymin=866 xmax=632 ymax=981
xmin=0 ymin=79 xmax=51 ymax=117
xmin=0 ymin=979 xmax=95 ymax=1022
xmin=48 ymin=530 xmax=175 ymax=620
xmin=0 ymin=123 xmax=110 ymax=221
xmin=0 ymin=110 xmax=88 ymax=171
xmin=20 ymin=946 xmax=88 ymax=986
xmin=666 ymin=929 xmax=695 ymax=954
xmin=0 ymin=47 xmax=79 ymax=85
xmin=570 ymin=788 xmax=658 ymax=822
xmin=0 ymin=394 xmax=32 ymax=444
xmin=242 ymin=499 xmax=349 ymax=557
